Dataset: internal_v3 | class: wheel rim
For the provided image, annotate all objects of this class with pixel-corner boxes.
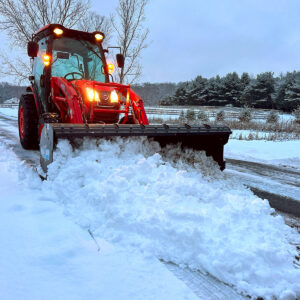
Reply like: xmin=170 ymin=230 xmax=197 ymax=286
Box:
xmin=19 ymin=106 xmax=25 ymax=139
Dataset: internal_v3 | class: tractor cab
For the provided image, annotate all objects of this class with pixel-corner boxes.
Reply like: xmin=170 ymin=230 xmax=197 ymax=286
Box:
xmin=28 ymin=24 xmax=125 ymax=124
xmin=51 ymin=36 xmax=106 ymax=83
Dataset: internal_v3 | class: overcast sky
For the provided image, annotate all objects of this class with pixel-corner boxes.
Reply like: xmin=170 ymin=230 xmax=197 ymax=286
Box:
xmin=91 ymin=0 xmax=300 ymax=83
xmin=1 ymin=0 xmax=299 ymax=84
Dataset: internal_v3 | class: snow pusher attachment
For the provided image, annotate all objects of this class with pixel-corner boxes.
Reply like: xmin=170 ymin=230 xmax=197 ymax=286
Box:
xmin=18 ymin=24 xmax=232 ymax=173
xmin=40 ymin=123 xmax=231 ymax=172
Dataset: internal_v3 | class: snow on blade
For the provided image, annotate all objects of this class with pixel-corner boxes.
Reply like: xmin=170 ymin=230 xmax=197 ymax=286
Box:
xmin=41 ymin=137 xmax=300 ymax=299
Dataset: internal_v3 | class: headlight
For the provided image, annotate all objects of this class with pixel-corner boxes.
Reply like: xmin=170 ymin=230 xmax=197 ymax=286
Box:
xmin=110 ymin=90 xmax=119 ymax=103
xmin=86 ymin=88 xmax=100 ymax=102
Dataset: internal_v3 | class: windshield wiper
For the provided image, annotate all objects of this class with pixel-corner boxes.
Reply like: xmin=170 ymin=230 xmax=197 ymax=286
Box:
xmin=78 ymin=40 xmax=103 ymax=62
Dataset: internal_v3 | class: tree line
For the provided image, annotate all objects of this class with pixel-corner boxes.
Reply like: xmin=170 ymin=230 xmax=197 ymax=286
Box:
xmin=160 ymin=71 xmax=300 ymax=112
xmin=0 ymin=82 xmax=25 ymax=103
xmin=132 ymin=82 xmax=177 ymax=106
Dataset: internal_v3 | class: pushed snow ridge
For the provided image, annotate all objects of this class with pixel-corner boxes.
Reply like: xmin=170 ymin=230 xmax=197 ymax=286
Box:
xmin=40 ymin=137 xmax=300 ymax=300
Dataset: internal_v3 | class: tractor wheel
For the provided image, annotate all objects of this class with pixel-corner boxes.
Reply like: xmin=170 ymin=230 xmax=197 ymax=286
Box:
xmin=18 ymin=94 xmax=39 ymax=149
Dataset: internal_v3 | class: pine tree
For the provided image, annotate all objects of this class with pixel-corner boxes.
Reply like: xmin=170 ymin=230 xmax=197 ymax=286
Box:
xmin=207 ymin=76 xmax=225 ymax=106
xmin=188 ymin=76 xmax=208 ymax=105
xmin=283 ymin=72 xmax=300 ymax=111
xmin=186 ymin=109 xmax=196 ymax=121
xmin=240 ymin=83 xmax=255 ymax=107
xmin=173 ymin=86 xmax=189 ymax=105
xmin=222 ymin=72 xmax=242 ymax=106
xmin=240 ymin=72 xmax=251 ymax=88
xmin=251 ymin=72 xmax=275 ymax=109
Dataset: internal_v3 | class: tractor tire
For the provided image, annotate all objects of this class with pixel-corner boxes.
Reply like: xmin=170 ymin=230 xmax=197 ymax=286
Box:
xmin=18 ymin=94 xmax=39 ymax=150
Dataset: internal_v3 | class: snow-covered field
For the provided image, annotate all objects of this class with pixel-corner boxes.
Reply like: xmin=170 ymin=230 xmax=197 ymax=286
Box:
xmin=0 ymin=106 xmax=300 ymax=299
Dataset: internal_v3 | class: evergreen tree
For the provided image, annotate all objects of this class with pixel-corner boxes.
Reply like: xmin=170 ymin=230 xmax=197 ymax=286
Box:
xmin=222 ymin=72 xmax=242 ymax=106
xmin=282 ymin=72 xmax=300 ymax=111
xmin=173 ymin=86 xmax=189 ymax=105
xmin=207 ymin=76 xmax=224 ymax=106
xmin=274 ymin=72 xmax=295 ymax=110
xmin=251 ymin=72 xmax=275 ymax=108
xmin=240 ymin=83 xmax=255 ymax=107
xmin=240 ymin=72 xmax=251 ymax=88
xmin=188 ymin=76 xmax=208 ymax=105
xmin=160 ymin=70 xmax=299 ymax=110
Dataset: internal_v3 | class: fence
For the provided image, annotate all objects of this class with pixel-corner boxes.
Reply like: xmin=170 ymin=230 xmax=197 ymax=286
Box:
xmin=0 ymin=103 xmax=18 ymax=108
xmin=0 ymin=103 xmax=284 ymax=121
xmin=144 ymin=107 xmax=268 ymax=120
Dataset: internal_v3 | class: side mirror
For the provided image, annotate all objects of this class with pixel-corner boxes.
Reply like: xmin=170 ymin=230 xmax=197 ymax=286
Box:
xmin=28 ymin=41 xmax=38 ymax=58
xmin=116 ymin=54 xmax=124 ymax=68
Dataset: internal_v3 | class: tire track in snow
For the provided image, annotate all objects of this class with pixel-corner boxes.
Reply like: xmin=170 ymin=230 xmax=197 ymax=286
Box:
xmin=226 ymin=158 xmax=300 ymax=216
xmin=163 ymin=262 xmax=248 ymax=300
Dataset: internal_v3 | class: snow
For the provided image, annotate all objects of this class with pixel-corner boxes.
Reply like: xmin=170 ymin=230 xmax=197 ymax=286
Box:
xmin=225 ymin=139 xmax=300 ymax=169
xmin=279 ymin=113 xmax=296 ymax=122
xmin=37 ymin=137 xmax=300 ymax=299
xmin=0 ymin=107 xmax=18 ymax=118
xmin=0 ymin=106 xmax=300 ymax=299
xmin=0 ymin=142 xmax=198 ymax=300
xmin=4 ymin=97 xmax=19 ymax=104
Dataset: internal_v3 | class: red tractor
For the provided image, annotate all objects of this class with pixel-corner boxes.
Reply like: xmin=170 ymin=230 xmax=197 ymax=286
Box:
xmin=18 ymin=24 xmax=231 ymax=172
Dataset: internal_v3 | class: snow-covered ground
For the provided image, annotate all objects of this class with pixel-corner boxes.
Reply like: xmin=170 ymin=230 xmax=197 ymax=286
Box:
xmin=0 ymin=142 xmax=198 ymax=300
xmin=36 ymin=138 xmax=300 ymax=298
xmin=0 ymin=107 xmax=18 ymax=118
xmin=225 ymin=139 xmax=300 ymax=169
xmin=230 ymin=129 xmax=299 ymax=141
xmin=1 ymin=106 xmax=300 ymax=299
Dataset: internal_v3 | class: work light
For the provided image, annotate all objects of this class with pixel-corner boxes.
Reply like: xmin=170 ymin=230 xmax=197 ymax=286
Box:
xmin=53 ymin=28 xmax=63 ymax=36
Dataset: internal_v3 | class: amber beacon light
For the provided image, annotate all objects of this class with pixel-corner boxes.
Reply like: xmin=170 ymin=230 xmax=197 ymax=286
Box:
xmin=42 ymin=54 xmax=51 ymax=66
xmin=95 ymin=33 xmax=104 ymax=42
xmin=53 ymin=28 xmax=63 ymax=36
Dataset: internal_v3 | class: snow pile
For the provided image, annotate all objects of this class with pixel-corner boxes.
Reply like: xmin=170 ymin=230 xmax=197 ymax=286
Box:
xmin=39 ymin=137 xmax=300 ymax=299
xmin=0 ymin=141 xmax=198 ymax=300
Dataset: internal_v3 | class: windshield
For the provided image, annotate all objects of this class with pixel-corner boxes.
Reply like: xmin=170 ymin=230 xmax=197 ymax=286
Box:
xmin=51 ymin=37 xmax=105 ymax=82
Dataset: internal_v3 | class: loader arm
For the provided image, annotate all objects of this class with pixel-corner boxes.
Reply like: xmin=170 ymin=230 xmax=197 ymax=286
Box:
xmin=127 ymin=89 xmax=149 ymax=125
xmin=51 ymin=77 xmax=84 ymax=123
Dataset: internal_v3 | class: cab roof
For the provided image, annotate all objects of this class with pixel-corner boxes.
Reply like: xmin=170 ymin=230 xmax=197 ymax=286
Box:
xmin=33 ymin=24 xmax=105 ymax=43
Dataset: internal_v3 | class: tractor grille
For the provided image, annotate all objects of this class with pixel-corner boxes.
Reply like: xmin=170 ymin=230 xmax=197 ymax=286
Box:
xmin=96 ymin=91 xmax=110 ymax=105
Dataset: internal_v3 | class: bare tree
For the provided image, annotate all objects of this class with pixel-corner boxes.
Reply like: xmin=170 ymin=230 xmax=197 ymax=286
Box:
xmin=78 ymin=11 xmax=112 ymax=45
xmin=0 ymin=54 xmax=31 ymax=85
xmin=0 ymin=0 xmax=90 ymax=48
xmin=111 ymin=0 xmax=149 ymax=84
xmin=0 ymin=0 xmax=95 ymax=83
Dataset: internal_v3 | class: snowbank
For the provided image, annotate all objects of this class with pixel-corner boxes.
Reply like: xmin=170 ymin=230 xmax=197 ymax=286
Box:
xmin=0 ymin=142 xmax=198 ymax=300
xmin=39 ymin=137 xmax=300 ymax=299
xmin=225 ymin=139 xmax=300 ymax=168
